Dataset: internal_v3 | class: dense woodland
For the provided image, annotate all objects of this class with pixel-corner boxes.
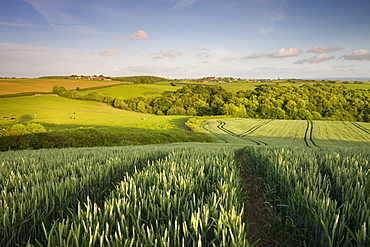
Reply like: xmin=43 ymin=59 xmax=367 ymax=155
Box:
xmin=53 ymin=83 xmax=370 ymax=122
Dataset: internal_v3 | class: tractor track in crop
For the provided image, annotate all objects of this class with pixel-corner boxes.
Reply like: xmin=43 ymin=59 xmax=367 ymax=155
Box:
xmin=239 ymin=120 xmax=273 ymax=137
xmin=217 ymin=120 xmax=268 ymax=146
xmin=350 ymin=122 xmax=370 ymax=135
xmin=304 ymin=120 xmax=320 ymax=148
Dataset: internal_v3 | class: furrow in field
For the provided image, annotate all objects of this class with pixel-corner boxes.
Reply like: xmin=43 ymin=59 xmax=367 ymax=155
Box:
xmin=304 ymin=120 xmax=320 ymax=148
xmin=350 ymin=122 xmax=370 ymax=135
xmin=309 ymin=120 xmax=320 ymax=148
xmin=313 ymin=121 xmax=370 ymax=147
xmin=217 ymin=120 xmax=268 ymax=145
xmin=239 ymin=120 xmax=273 ymax=136
xmin=304 ymin=120 xmax=311 ymax=148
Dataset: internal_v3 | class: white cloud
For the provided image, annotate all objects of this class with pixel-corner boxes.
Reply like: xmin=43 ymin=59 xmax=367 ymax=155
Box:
xmin=173 ymin=0 xmax=200 ymax=8
xmin=243 ymin=52 xmax=270 ymax=59
xmin=342 ymin=49 xmax=370 ymax=61
xmin=253 ymin=0 xmax=287 ymax=34
xmin=269 ymin=48 xmax=302 ymax=57
xmin=23 ymin=0 xmax=82 ymax=25
xmin=294 ymin=54 xmax=335 ymax=64
xmin=259 ymin=15 xmax=285 ymax=34
xmin=111 ymin=64 xmax=184 ymax=77
xmin=196 ymin=52 xmax=211 ymax=59
xmin=243 ymin=48 xmax=302 ymax=59
xmin=308 ymin=46 xmax=343 ymax=53
xmin=192 ymin=46 xmax=212 ymax=59
xmin=151 ymin=49 xmax=183 ymax=60
xmin=134 ymin=49 xmax=146 ymax=53
xmin=192 ymin=47 xmax=209 ymax=51
xmin=23 ymin=0 xmax=102 ymax=34
xmin=90 ymin=48 xmax=118 ymax=56
xmin=0 ymin=20 xmax=38 ymax=28
xmin=111 ymin=30 xmax=150 ymax=42
xmin=222 ymin=57 xmax=234 ymax=61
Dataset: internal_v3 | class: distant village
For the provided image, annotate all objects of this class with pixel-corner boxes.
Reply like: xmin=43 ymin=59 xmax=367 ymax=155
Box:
xmin=201 ymin=76 xmax=272 ymax=83
xmin=68 ymin=75 xmax=112 ymax=81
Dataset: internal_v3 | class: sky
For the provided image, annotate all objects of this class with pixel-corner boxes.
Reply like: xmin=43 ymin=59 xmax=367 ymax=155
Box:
xmin=1 ymin=0 xmax=370 ymax=79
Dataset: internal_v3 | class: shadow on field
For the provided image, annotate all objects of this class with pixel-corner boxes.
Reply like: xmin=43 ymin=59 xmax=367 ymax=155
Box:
xmin=0 ymin=123 xmax=212 ymax=151
xmin=39 ymin=117 xmax=192 ymax=133
xmin=161 ymin=91 xmax=174 ymax=95
xmin=16 ymin=114 xmax=34 ymax=123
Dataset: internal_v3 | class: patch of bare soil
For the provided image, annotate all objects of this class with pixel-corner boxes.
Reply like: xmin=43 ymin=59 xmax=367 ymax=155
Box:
xmin=31 ymin=94 xmax=59 ymax=97
xmin=238 ymin=155 xmax=285 ymax=246
xmin=98 ymin=102 xmax=111 ymax=108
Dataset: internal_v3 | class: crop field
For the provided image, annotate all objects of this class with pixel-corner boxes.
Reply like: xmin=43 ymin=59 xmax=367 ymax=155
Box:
xmin=0 ymin=78 xmax=121 ymax=95
xmin=199 ymin=118 xmax=370 ymax=148
xmin=0 ymin=95 xmax=189 ymax=132
xmin=240 ymin=146 xmax=370 ymax=246
xmin=1 ymin=143 xmax=369 ymax=246
xmin=0 ymin=144 xmax=248 ymax=246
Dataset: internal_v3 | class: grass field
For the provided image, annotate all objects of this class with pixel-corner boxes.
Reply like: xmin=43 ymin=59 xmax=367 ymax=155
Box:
xmin=0 ymin=78 xmax=121 ymax=95
xmin=339 ymin=83 xmax=370 ymax=89
xmin=0 ymin=94 xmax=190 ymax=133
xmin=78 ymin=81 xmax=181 ymax=98
xmin=199 ymin=118 xmax=370 ymax=148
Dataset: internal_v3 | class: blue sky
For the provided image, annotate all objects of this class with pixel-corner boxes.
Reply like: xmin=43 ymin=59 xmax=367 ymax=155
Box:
xmin=1 ymin=0 xmax=370 ymax=79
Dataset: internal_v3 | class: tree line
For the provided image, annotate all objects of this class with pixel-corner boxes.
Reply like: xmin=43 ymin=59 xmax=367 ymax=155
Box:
xmin=112 ymin=76 xmax=168 ymax=83
xmin=53 ymin=83 xmax=370 ymax=122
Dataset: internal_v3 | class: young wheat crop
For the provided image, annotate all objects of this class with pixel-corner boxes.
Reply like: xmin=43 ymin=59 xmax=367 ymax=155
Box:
xmin=240 ymin=146 xmax=370 ymax=246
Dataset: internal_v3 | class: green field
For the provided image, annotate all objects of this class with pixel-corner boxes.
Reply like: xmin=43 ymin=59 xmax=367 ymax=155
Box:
xmin=0 ymin=144 xmax=248 ymax=246
xmin=1 ymin=143 xmax=369 ymax=246
xmin=78 ymin=81 xmax=182 ymax=99
xmin=199 ymin=118 xmax=370 ymax=148
xmin=0 ymin=95 xmax=189 ymax=132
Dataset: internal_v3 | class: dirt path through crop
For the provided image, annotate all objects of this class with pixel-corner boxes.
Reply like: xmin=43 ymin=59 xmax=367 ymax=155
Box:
xmin=238 ymin=155 xmax=285 ymax=246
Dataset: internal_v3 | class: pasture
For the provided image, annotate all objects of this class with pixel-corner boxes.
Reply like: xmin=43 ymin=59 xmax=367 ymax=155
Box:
xmin=77 ymin=81 xmax=181 ymax=98
xmin=0 ymin=94 xmax=189 ymax=132
xmin=199 ymin=118 xmax=370 ymax=148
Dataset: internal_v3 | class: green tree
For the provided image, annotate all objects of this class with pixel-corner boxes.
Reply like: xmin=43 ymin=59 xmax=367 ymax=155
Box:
xmin=52 ymin=86 xmax=67 ymax=95
xmin=112 ymin=97 xmax=129 ymax=110
xmin=167 ymin=107 xmax=187 ymax=115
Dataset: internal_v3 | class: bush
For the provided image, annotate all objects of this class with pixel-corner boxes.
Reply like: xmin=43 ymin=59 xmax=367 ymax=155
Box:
xmin=0 ymin=123 xmax=47 ymax=136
